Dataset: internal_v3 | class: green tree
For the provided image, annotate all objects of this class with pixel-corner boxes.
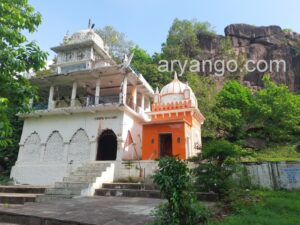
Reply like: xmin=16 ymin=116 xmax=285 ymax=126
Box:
xmin=186 ymin=73 xmax=219 ymax=138
xmin=213 ymin=77 xmax=300 ymax=143
xmin=251 ymin=76 xmax=300 ymax=142
xmin=130 ymin=47 xmax=171 ymax=89
xmin=191 ymin=140 xmax=241 ymax=195
xmin=151 ymin=157 xmax=208 ymax=225
xmin=162 ymin=18 xmax=214 ymax=60
xmin=0 ymin=0 xmax=47 ymax=169
xmin=95 ymin=25 xmax=135 ymax=61
xmin=215 ymin=80 xmax=253 ymax=140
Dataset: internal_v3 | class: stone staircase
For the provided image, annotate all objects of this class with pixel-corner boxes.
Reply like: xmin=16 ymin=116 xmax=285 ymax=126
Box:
xmin=37 ymin=162 xmax=115 ymax=202
xmin=0 ymin=185 xmax=46 ymax=204
xmin=95 ymin=183 xmax=219 ymax=201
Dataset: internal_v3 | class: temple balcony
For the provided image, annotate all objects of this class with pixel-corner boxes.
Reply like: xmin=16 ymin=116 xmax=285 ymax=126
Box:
xmin=32 ymin=95 xmax=120 ymax=111
xmin=19 ymin=66 xmax=153 ymax=121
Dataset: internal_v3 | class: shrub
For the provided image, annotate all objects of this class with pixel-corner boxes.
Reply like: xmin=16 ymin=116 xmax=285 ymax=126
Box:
xmin=191 ymin=140 xmax=242 ymax=195
xmin=150 ymin=157 xmax=209 ymax=225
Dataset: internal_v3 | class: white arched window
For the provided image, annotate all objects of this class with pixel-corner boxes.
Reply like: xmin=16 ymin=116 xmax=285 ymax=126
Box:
xmin=44 ymin=131 xmax=64 ymax=162
xmin=22 ymin=132 xmax=41 ymax=162
xmin=68 ymin=129 xmax=90 ymax=163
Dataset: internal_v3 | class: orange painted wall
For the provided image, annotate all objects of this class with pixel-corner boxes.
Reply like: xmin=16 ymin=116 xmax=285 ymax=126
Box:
xmin=152 ymin=111 xmax=193 ymax=125
xmin=142 ymin=122 xmax=187 ymax=160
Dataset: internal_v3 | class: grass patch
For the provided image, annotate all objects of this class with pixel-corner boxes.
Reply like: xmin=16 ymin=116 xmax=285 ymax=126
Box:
xmin=242 ymin=145 xmax=300 ymax=162
xmin=207 ymin=190 xmax=300 ymax=225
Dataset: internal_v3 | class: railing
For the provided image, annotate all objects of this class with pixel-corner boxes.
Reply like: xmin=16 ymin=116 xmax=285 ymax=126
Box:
xmin=32 ymin=102 xmax=48 ymax=110
xmin=97 ymin=96 xmax=119 ymax=104
xmin=32 ymin=95 xmax=120 ymax=111
xmin=70 ymin=95 xmax=120 ymax=107
xmin=56 ymin=98 xmax=71 ymax=108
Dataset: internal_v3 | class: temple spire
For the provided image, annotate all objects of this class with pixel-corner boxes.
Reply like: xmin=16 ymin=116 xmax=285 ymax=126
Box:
xmin=155 ymin=87 xmax=159 ymax=94
xmin=173 ymin=71 xmax=178 ymax=80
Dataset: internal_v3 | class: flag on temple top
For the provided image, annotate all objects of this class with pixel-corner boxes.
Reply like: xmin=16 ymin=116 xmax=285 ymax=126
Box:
xmin=124 ymin=130 xmax=134 ymax=149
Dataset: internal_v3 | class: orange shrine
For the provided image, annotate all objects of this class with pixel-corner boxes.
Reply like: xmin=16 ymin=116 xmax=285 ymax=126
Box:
xmin=142 ymin=73 xmax=205 ymax=160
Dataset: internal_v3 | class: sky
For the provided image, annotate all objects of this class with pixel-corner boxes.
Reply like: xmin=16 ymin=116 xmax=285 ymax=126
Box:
xmin=27 ymin=0 xmax=300 ymax=60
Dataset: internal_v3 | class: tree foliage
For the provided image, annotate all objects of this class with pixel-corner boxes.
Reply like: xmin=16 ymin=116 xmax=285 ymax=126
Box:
xmin=186 ymin=73 xmax=219 ymax=138
xmin=162 ymin=18 xmax=214 ymax=60
xmin=130 ymin=47 xmax=171 ymax=89
xmin=151 ymin=157 xmax=208 ymax=225
xmin=95 ymin=25 xmax=135 ymax=61
xmin=214 ymin=76 xmax=300 ymax=143
xmin=251 ymin=76 xmax=300 ymax=141
xmin=0 ymin=0 xmax=47 ymax=169
xmin=191 ymin=140 xmax=242 ymax=195
xmin=216 ymin=80 xmax=253 ymax=140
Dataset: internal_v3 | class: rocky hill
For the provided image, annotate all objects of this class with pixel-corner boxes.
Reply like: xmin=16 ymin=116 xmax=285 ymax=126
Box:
xmin=197 ymin=24 xmax=300 ymax=91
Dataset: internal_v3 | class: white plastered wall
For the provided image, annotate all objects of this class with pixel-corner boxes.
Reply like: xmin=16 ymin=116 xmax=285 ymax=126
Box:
xmin=121 ymin=111 xmax=143 ymax=161
xmin=10 ymin=110 xmax=124 ymax=185
xmin=191 ymin=117 xmax=202 ymax=156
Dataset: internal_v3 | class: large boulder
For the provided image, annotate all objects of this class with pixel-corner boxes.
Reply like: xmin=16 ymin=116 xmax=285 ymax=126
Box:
xmin=224 ymin=24 xmax=283 ymax=40
xmin=197 ymin=24 xmax=300 ymax=92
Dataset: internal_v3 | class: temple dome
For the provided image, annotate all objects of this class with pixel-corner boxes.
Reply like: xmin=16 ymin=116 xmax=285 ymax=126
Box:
xmin=159 ymin=73 xmax=198 ymax=107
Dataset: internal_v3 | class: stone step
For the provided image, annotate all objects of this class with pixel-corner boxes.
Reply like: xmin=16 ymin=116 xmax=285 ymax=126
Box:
xmin=95 ymin=187 xmax=219 ymax=202
xmin=78 ymin=163 xmax=112 ymax=169
xmin=102 ymin=183 xmax=159 ymax=190
xmin=70 ymin=171 xmax=103 ymax=176
xmin=0 ymin=185 xmax=46 ymax=194
xmin=45 ymin=187 xmax=83 ymax=195
xmin=63 ymin=176 xmax=96 ymax=183
xmin=36 ymin=194 xmax=74 ymax=203
xmin=95 ymin=188 xmax=162 ymax=198
xmin=41 ymin=162 xmax=112 ymax=200
xmin=54 ymin=182 xmax=89 ymax=189
xmin=0 ymin=193 xmax=41 ymax=204
xmin=76 ymin=167 xmax=109 ymax=173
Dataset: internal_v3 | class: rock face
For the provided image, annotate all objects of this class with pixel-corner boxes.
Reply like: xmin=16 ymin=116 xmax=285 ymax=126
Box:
xmin=198 ymin=24 xmax=300 ymax=91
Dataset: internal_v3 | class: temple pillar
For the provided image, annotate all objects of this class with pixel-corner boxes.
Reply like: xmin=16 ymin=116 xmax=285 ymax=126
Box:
xmin=121 ymin=75 xmax=128 ymax=105
xmin=141 ymin=93 xmax=145 ymax=113
xmin=145 ymin=96 xmax=151 ymax=112
xmin=95 ymin=78 xmax=101 ymax=105
xmin=133 ymin=88 xmax=137 ymax=111
xmin=29 ymin=98 xmax=33 ymax=109
xmin=71 ymin=81 xmax=77 ymax=107
xmin=48 ymin=85 xmax=54 ymax=109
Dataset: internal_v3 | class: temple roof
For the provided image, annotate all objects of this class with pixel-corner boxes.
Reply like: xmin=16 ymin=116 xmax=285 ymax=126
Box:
xmin=158 ymin=72 xmax=198 ymax=107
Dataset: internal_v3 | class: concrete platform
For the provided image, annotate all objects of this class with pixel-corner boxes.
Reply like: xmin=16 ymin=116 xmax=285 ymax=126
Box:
xmin=0 ymin=196 xmax=162 ymax=225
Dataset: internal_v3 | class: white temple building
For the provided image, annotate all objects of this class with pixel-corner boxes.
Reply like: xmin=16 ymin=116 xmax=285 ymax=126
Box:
xmin=11 ymin=28 xmax=154 ymax=185
xmin=10 ymin=28 xmax=204 ymax=189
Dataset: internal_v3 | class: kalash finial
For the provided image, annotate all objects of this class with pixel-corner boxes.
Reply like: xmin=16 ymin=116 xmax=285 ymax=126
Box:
xmin=155 ymin=87 xmax=159 ymax=94
xmin=173 ymin=71 xmax=178 ymax=80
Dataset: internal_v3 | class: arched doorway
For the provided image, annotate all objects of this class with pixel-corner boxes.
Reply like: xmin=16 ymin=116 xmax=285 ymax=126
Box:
xmin=96 ymin=129 xmax=117 ymax=160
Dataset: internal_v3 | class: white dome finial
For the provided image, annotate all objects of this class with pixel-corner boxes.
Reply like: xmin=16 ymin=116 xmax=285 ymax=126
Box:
xmin=173 ymin=71 xmax=178 ymax=80
xmin=155 ymin=87 xmax=159 ymax=94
